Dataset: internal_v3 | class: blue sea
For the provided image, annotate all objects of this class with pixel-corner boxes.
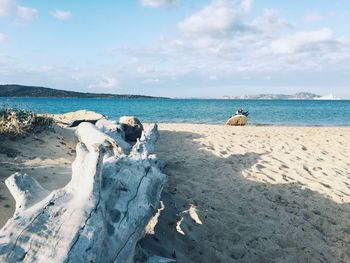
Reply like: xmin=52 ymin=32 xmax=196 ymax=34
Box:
xmin=1 ymin=97 xmax=350 ymax=126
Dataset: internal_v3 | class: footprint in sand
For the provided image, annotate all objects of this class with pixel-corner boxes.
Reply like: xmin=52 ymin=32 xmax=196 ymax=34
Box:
xmin=279 ymin=164 xmax=289 ymax=170
xmin=255 ymin=164 xmax=266 ymax=171
xmin=206 ymin=146 xmax=215 ymax=151
xmin=320 ymin=182 xmax=332 ymax=189
xmin=265 ymin=174 xmax=277 ymax=182
xmin=303 ymin=165 xmax=312 ymax=175
xmin=282 ymin=174 xmax=289 ymax=182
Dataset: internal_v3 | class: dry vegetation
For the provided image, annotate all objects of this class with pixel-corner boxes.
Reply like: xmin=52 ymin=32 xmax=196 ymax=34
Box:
xmin=0 ymin=107 xmax=52 ymax=137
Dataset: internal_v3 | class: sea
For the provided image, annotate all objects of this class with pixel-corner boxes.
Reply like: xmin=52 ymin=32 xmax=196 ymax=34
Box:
xmin=1 ymin=97 xmax=350 ymax=126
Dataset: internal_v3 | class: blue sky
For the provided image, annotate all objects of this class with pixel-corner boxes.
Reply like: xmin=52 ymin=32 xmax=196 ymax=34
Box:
xmin=0 ymin=0 xmax=350 ymax=98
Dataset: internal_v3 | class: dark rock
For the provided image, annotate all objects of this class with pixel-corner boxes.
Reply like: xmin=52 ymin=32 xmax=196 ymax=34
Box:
xmin=119 ymin=116 xmax=143 ymax=142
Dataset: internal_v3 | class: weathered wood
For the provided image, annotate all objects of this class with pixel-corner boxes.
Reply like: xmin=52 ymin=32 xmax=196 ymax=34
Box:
xmin=226 ymin=115 xmax=248 ymax=126
xmin=40 ymin=110 xmax=105 ymax=127
xmin=0 ymin=120 xmax=167 ymax=263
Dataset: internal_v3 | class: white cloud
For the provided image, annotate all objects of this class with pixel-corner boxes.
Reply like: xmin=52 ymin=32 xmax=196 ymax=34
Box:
xmin=101 ymin=77 xmax=118 ymax=88
xmin=117 ymin=0 xmax=350 ymax=86
xmin=3 ymin=0 xmax=345 ymax=97
xmin=178 ymin=0 xmax=240 ymax=36
xmin=17 ymin=6 xmax=38 ymax=20
xmin=253 ymin=9 xmax=294 ymax=34
xmin=136 ymin=66 xmax=155 ymax=74
xmin=143 ymin=78 xmax=160 ymax=83
xmin=304 ymin=13 xmax=324 ymax=22
xmin=91 ymin=77 xmax=119 ymax=89
xmin=133 ymin=0 xmax=257 ymax=61
xmin=0 ymin=0 xmax=14 ymax=17
xmin=51 ymin=9 xmax=73 ymax=20
xmin=38 ymin=65 xmax=51 ymax=72
xmin=0 ymin=0 xmax=37 ymax=20
xmin=0 ymin=32 xmax=6 ymax=43
xmin=71 ymin=67 xmax=86 ymax=81
xmin=271 ymin=28 xmax=335 ymax=54
xmin=140 ymin=0 xmax=178 ymax=8
xmin=241 ymin=0 xmax=253 ymax=13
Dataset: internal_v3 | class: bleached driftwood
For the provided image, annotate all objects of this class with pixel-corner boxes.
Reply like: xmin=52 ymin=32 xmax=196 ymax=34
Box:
xmin=95 ymin=119 xmax=132 ymax=154
xmin=0 ymin=120 xmax=167 ymax=263
xmin=226 ymin=115 xmax=248 ymax=126
xmin=40 ymin=110 xmax=105 ymax=127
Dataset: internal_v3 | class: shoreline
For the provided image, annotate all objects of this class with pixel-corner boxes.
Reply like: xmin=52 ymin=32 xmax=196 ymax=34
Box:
xmin=148 ymin=122 xmax=350 ymax=128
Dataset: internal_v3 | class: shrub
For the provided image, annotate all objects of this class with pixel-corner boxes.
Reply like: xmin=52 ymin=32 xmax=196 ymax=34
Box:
xmin=0 ymin=107 xmax=52 ymax=137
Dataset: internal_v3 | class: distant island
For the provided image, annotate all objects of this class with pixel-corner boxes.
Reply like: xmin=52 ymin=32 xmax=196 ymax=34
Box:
xmin=0 ymin=84 xmax=167 ymax=99
xmin=224 ymin=92 xmax=322 ymax=100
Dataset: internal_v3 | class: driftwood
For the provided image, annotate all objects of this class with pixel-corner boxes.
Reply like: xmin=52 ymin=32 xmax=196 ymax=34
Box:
xmin=226 ymin=115 xmax=248 ymax=126
xmin=40 ymin=110 xmax=105 ymax=127
xmin=0 ymin=120 xmax=167 ymax=263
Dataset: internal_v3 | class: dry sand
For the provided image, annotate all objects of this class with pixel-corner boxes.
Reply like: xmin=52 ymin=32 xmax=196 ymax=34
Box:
xmin=141 ymin=124 xmax=350 ymax=263
xmin=0 ymin=124 xmax=77 ymax=227
xmin=1 ymin=123 xmax=350 ymax=262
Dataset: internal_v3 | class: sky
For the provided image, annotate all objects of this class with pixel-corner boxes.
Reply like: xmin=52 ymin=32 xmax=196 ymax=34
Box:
xmin=0 ymin=0 xmax=350 ymax=98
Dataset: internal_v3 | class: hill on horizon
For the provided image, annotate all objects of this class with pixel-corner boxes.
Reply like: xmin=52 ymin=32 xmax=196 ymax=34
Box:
xmin=0 ymin=84 xmax=166 ymax=99
xmin=224 ymin=92 xmax=322 ymax=100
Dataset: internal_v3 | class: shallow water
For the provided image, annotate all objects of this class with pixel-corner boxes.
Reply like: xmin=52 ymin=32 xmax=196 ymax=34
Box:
xmin=1 ymin=97 xmax=350 ymax=126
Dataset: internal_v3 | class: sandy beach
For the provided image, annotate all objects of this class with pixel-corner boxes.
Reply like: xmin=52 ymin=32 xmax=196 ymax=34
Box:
xmin=142 ymin=124 xmax=350 ymax=262
xmin=0 ymin=125 xmax=77 ymax=227
xmin=1 ymin=123 xmax=350 ymax=262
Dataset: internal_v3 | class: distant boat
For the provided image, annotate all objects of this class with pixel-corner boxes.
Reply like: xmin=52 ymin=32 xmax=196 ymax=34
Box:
xmin=314 ymin=93 xmax=340 ymax=100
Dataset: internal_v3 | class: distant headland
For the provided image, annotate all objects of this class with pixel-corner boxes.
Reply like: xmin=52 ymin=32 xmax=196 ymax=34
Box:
xmin=223 ymin=92 xmax=324 ymax=100
xmin=0 ymin=84 xmax=168 ymax=99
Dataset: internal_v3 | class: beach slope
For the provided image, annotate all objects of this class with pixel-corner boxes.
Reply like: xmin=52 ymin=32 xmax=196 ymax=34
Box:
xmin=142 ymin=124 xmax=350 ymax=262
